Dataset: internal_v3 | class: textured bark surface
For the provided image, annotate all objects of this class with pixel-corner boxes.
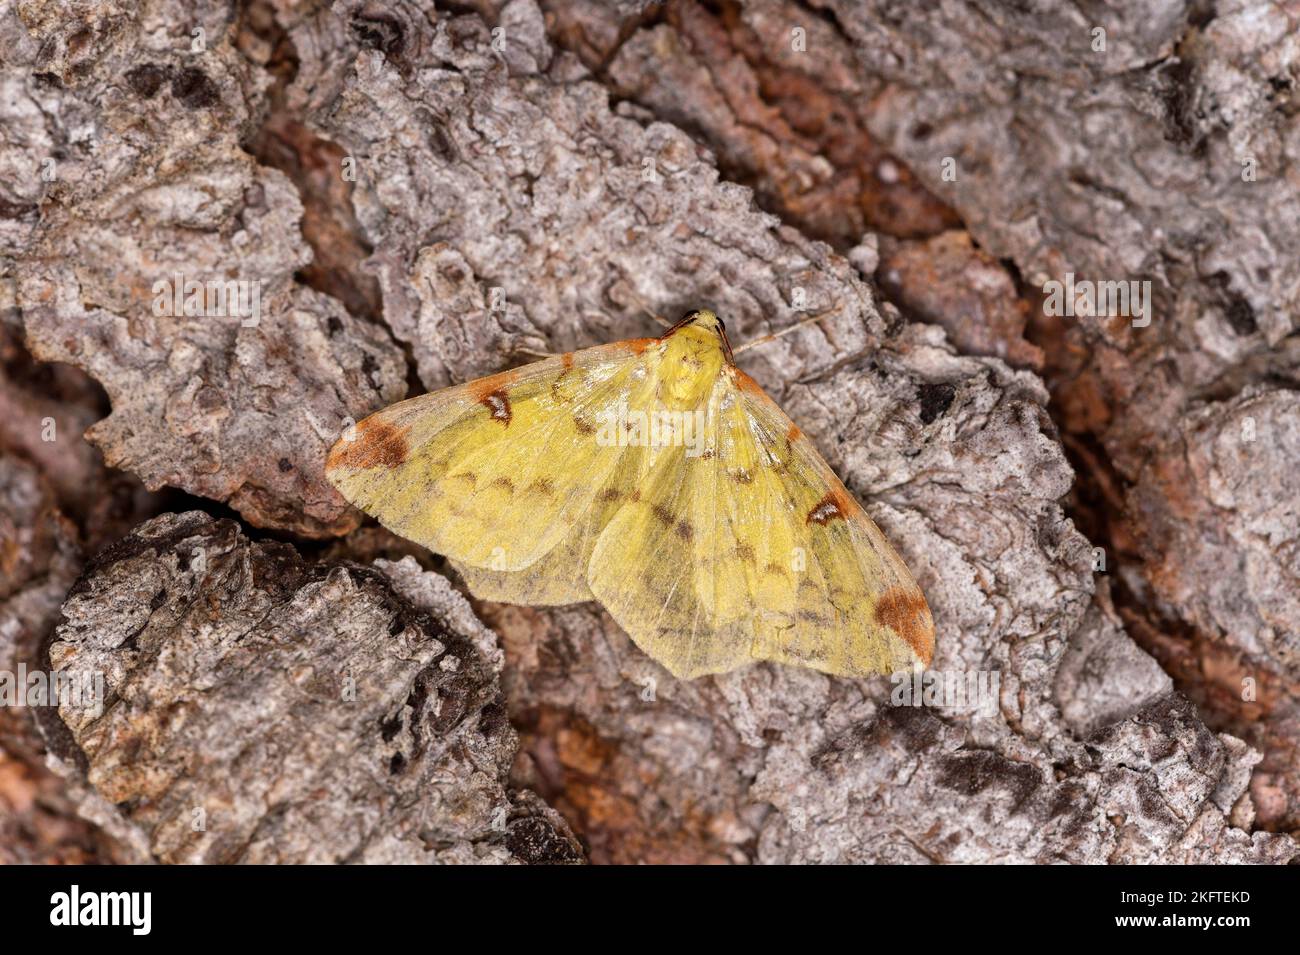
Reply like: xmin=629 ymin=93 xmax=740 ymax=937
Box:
xmin=0 ymin=455 xmax=115 ymax=864
xmin=0 ymin=0 xmax=1296 ymax=863
xmin=3 ymin=0 xmax=408 ymax=537
xmin=532 ymin=0 xmax=1300 ymax=841
xmin=40 ymin=511 xmax=581 ymax=864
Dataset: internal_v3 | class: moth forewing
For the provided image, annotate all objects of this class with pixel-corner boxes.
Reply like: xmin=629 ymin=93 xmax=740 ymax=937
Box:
xmin=326 ymin=342 xmax=646 ymax=567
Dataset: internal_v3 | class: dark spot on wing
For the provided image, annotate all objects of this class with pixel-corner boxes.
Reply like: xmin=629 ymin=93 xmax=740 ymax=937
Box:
xmin=479 ymin=389 xmax=512 ymax=425
xmin=468 ymin=370 xmax=521 ymax=425
xmin=807 ymin=492 xmax=845 ymax=525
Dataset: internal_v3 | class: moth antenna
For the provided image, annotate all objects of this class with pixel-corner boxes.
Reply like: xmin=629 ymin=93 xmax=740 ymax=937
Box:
xmin=619 ymin=287 xmax=673 ymax=329
xmin=793 ymin=346 xmax=872 ymax=385
xmin=512 ymin=346 xmax=557 ymax=361
xmin=733 ymin=307 xmax=842 ymax=355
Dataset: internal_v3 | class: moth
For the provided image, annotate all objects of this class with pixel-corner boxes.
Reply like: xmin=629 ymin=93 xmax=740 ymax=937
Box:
xmin=326 ymin=310 xmax=934 ymax=679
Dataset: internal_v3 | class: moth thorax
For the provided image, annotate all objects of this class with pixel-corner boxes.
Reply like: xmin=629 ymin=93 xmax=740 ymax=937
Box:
xmin=660 ymin=326 xmax=725 ymax=408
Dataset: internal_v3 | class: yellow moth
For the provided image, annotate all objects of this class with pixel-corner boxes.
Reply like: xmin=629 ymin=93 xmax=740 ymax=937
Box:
xmin=326 ymin=310 xmax=934 ymax=679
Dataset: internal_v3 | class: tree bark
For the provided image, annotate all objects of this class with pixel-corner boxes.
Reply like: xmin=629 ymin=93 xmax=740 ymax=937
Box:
xmin=0 ymin=0 xmax=1295 ymax=863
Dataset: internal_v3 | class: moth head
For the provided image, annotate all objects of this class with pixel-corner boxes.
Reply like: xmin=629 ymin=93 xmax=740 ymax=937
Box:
xmin=666 ymin=309 xmax=735 ymax=364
